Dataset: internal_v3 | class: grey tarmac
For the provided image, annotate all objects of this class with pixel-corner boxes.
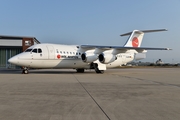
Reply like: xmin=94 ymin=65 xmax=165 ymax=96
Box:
xmin=0 ymin=68 xmax=180 ymax=120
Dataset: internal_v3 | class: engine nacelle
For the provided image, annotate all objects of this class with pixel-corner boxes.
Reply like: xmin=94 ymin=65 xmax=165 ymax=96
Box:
xmin=98 ymin=53 xmax=117 ymax=64
xmin=81 ymin=53 xmax=98 ymax=63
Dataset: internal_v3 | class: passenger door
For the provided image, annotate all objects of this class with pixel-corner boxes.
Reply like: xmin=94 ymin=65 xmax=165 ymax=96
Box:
xmin=46 ymin=45 xmax=55 ymax=59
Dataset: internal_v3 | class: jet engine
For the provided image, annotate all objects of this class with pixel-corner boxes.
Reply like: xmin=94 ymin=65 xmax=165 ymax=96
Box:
xmin=98 ymin=53 xmax=117 ymax=64
xmin=81 ymin=53 xmax=98 ymax=63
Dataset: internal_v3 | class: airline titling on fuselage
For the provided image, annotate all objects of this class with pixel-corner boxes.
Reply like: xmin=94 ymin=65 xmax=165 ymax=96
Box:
xmin=8 ymin=29 xmax=171 ymax=74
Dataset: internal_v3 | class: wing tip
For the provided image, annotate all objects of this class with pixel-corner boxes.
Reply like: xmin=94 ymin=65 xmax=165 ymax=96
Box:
xmin=166 ymin=48 xmax=172 ymax=50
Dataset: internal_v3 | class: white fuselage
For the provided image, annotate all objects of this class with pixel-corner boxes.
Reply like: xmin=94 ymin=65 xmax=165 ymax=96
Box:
xmin=9 ymin=43 xmax=134 ymax=69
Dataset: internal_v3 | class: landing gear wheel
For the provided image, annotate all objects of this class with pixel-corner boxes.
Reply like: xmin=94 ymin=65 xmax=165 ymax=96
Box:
xmin=24 ymin=69 xmax=29 ymax=74
xmin=93 ymin=63 xmax=104 ymax=74
xmin=99 ymin=70 xmax=104 ymax=74
xmin=76 ymin=69 xmax=85 ymax=73
xmin=22 ymin=67 xmax=29 ymax=74
xmin=95 ymin=70 xmax=104 ymax=74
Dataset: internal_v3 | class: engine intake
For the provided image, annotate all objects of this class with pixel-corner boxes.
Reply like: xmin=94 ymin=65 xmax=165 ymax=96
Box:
xmin=98 ymin=53 xmax=117 ymax=64
xmin=81 ymin=53 xmax=86 ymax=61
xmin=81 ymin=53 xmax=98 ymax=63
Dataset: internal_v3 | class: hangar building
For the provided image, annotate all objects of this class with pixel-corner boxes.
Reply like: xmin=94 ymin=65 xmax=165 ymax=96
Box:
xmin=0 ymin=35 xmax=40 ymax=68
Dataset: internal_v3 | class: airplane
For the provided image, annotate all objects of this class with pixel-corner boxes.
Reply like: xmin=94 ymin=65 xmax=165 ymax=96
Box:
xmin=8 ymin=29 xmax=171 ymax=74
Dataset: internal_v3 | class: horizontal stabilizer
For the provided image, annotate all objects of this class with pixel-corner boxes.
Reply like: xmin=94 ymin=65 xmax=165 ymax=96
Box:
xmin=121 ymin=29 xmax=167 ymax=36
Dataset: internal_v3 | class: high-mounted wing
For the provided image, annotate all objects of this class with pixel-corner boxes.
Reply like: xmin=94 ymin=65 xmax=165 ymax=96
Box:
xmin=81 ymin=45 xmax=171 ymax=50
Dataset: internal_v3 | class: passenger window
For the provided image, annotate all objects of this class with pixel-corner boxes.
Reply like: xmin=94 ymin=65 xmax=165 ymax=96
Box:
xmin=56 ymin=49 xmax=59 ymax=53
xmin=32 ymin=49 xmax=37 ymax=53
xmin=38 ymin=49 xmax=42 ymax=53
xmin=60 ymin=51 xmax=62 ymax=54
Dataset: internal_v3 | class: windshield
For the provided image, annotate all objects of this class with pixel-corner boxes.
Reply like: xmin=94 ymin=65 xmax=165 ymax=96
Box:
xmin=25 ymin=48 xmax=42 ymax=53
xmin=25 ymin=49 xmax=32 ymax=52
xmin=32 ymin=49 xmax=37 ymax=53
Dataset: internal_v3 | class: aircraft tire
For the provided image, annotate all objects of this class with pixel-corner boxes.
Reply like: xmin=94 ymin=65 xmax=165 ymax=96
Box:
xmin=24 ymin=70 xmax=29 ymax=74
xmin=95 ymin=69 xmax=104 ymax=74
xmin=76 ymin=69 xmax=85 ymax=73
xmin=22 ymin=69 xmax=29 ymax=74
xmin=100 ymin=70 xmax=104 ymax=74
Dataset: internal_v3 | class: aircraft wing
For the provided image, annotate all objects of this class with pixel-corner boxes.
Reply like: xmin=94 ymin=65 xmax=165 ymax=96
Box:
xmin=81 ymin=45 xmax=171 ymax=50
xmin=80 ymin=45 xmax=171 ymax=54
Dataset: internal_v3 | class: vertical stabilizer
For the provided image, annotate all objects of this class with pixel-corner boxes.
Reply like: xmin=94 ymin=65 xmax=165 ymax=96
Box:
xmin=123 ymin=30 xmax=144 ymax=47
xmin=121 ymin=29 xmax=167 ymax=47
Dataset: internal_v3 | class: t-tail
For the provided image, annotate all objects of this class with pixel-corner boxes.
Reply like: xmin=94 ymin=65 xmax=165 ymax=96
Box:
xmin=121 ymin=29 xmax=167 ymax=47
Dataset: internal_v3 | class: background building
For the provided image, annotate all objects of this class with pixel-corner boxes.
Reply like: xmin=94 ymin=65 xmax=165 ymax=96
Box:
xmin=0 ymin=35 xmax=40 ymax=68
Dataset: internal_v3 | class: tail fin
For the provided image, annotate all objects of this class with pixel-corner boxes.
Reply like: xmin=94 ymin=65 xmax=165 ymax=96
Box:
xmin=121 ymin=29 xmax=167 ymax=47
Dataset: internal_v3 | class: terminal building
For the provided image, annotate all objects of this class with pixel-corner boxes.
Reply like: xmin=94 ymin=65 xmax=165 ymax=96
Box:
xmin=0 ymin=35 xmax=40 ymax=68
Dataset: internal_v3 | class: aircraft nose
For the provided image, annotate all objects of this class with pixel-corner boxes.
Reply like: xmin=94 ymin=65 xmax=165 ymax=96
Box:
xmin=8 ymin=56 xmax=18 ymax=64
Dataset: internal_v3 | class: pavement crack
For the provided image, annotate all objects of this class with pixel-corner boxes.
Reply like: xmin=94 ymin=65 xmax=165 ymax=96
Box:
xmin=73 ymin=75 xmax=111 ymax=120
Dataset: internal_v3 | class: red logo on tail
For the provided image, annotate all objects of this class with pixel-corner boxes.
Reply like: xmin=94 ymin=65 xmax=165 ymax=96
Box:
xmin=132 ymin=37 xmax=139 ymax=47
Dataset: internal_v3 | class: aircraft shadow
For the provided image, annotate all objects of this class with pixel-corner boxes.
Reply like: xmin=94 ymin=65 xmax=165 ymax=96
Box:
xmin=0 ymin=69 xmax=97 ymax=74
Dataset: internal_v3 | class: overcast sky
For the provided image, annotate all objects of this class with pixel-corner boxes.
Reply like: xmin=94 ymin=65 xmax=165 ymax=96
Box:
xmin=0 ymin=0 xmax=180 ymax=63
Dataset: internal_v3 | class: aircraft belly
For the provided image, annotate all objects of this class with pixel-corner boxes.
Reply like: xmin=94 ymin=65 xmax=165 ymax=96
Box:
xmin=54 ymin=59 xmax=90 ymax=69
xmin=106 ymin=60 xmax=123 ymax=68
xmin=106 ymin=57 xmax=134 ymax=68
xmin=28 ymin=60 xmax=58 ymax=68
xmin=28 ymin=59 xmax=89 ymax=69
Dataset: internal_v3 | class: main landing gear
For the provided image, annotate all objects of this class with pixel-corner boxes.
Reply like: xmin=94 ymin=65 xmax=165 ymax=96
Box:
xmin=76 ymin=69 xmax=85 ymax=73
xmin=22 ymin=67 xmax=29 ymax=74
xmin=92 ymin=63 xmax=104 ymax=74
xmin=76 ymin=67 xmax=104 ymax=74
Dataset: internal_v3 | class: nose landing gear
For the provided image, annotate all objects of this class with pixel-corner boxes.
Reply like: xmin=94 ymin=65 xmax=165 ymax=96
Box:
xmin=22 ymin=67 xmax=29 ymax=74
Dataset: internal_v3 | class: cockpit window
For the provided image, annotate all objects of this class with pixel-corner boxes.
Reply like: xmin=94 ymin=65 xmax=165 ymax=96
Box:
xmin=25 ymin=48 xmax=42 ymax=53
xmin=25 ymin=49 xmax=32 ymax=52
xmin=38 ymin=48 xmax=42 ymax=53
xmin=32 ymin=49 xmax=37 ymax=53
